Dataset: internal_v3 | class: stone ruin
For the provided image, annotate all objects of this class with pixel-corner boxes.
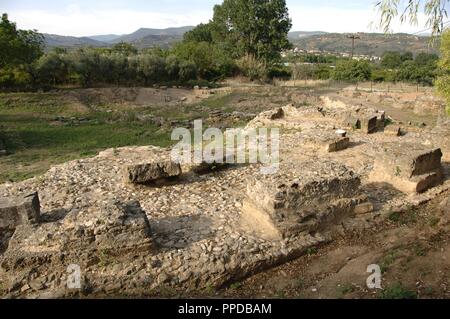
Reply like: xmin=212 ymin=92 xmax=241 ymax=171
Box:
xmin=0 ymin=96 xmax=448 ymax=298
xmin=241 ymin=161 xmax=367 ymax=240
xmin=123 ymin=161 xmax=182 ymax=184
xmin=370 ymin=143 xmax=444 ymax=193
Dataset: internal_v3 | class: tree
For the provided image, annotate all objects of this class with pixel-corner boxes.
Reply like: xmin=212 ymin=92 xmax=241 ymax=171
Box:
xmin=35 ymin=52 xmax=70 ymax=86
xmin=436 ymin=30 xmax=450 ymax=114
xmin=381 ymin=51 xmax=403 ymax=69
xmin=184 ymin=23 xmax=214 ymax=43
xmin=332 ymin=60 xmax=372 ymax=84
xmin=210 ymin=0 xmax=292 ymax=63
xmin=173 ymin=41 xmax=235 ymax=80
xmin=111 ymin=42 xmax=138 ymax=55
xmin=381 ymin=51 xmax=413 ymax=69
xmin=0 ymin=13 xmax=44 ymax=68
xmin=414 ymin=52 xmax=439 ymax=66
xmin=374 ymin=1 xmax=449 ymax=114
xmin=375 ymin=0 xmax=449 ymax=36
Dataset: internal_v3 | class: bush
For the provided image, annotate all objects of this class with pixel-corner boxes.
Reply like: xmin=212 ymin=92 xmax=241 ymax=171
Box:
xmin=236 ymin=54 xmax=267 ymax=81
xmin=267 ymin=65 xmax=292 ymax=80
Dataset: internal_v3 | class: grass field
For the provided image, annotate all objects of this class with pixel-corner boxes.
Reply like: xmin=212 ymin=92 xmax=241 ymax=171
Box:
xmin=0 ymin=88 xmax=285 ymax=183
xmin=0 ymin=92 xmax=177 ymax=182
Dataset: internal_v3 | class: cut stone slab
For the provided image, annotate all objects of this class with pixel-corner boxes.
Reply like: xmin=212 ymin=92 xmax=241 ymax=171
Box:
xmin=241 ymin=161 xmax=362 ymax=240
xmin=371 ymin=143 xmax=444 ymax=193
xmin=0 ymin=192 xmax=40 ymax=230
xmin=303 ymin=131 xmax=350 ymax=153
xmin=379 ymin=144 xmax=442 ymax=179
xmin=1 ymin=200 xmax=153 ymax=275
xmin=384 ymin=125 xmax=403 ymax=136
xmin=327 ymin=137 xmax=350 ymax=153
xmin=268 ymin=108 xmax=284 ymax=120
xmin=123 ymin=161 xmax=182 ymax=184
xmin=354 ymin=202 xmax=374 ymax=215
xmin=361 ymin=116 xmax=378 ymax=134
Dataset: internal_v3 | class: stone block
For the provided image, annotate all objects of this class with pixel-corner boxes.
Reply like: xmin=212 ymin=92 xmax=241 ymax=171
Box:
xmin=266 ymin=108 xmax=284 ymax=120
xmin=361 ymin=116 xmax=378 ymax=134
xmin=326 ymin=137 xmax=350 ymax=153
xmin=1 ymin=200 xmax=154 ymax=273
xmin=242 ymin=161 xmax=361 ymax=239
xmin=379 ymin=144 xmax=442 ymax=179
xmin=354 ymin=202 xmax=374 ymax=215
xmin=371 ymin=143 xmax=444 ymax=193
xmin=384 ymin=125 xmax=402 ymax=136
xmin=123 ymin=161 xmax=182 ymax=184
xmin=0 ymin=192 xmax=40 ymax=230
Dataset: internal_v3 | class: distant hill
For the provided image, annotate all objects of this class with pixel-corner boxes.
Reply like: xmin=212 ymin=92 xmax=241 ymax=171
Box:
xmin=110 ymin=26 xmax=195 ymax=49
xmin=87 ymin=34 xmax=123 ymax=42
xmin=43 ymin=28 xmax=439 ymax=56
xmin=44 ymin=26 xmax=195 ymax=50
xmin=43 ymin=34 xmax=107 ymax=49
xmin=111 ymin=26 xmax=194 ymax=43
xmin=288 ymin=32 xmax=439 ymax=57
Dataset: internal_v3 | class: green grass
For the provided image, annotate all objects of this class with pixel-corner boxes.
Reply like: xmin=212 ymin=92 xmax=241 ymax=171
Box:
xmin=0 ymin=100 xmax=173 ymax=183
xmin=379 ymin=250 xmax=398 ymax=274
xmin=378 ymin=283 xmax=417 ymax=299
xmin=388 ymin=207 xmax=417 ymax=225
xmin=336 ymin=283 xmax=355 ymax=298
xmin=199 ymin=92 xmax=236 ymax=109
xmin=0 ymin=88 xmax=268 ymax=183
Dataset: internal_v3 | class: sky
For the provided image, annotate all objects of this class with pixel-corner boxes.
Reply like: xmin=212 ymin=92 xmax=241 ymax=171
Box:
xmin=0 ymin=0 xmax=438 ymax=37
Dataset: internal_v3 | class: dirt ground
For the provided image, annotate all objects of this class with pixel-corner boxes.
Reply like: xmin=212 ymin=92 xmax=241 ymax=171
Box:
xmin=216 ymin=189 xmax=449 ymax=299
xmin=1 ymin=82 xmax=448 ymax=299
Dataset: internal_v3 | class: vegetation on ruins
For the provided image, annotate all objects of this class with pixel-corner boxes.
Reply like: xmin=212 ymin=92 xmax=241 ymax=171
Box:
xmin=375 ymin=0 xmax=449 ymax=36
xmin=436 ymin=30 xmax=450 ymax=114
xmin=375 ymin=0 xmax=450 ymax=112
xmin=0 ymin=0 xmax=449 ymax=91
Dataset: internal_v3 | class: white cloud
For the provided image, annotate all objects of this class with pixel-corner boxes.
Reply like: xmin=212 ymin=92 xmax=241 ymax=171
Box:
xmin=7 ymin=8 xmax=213 ymax=36
xmin=7 ymin=4 xmax=431 ymax=36
xmin=289 ymin=5 xmax=430 ymax=34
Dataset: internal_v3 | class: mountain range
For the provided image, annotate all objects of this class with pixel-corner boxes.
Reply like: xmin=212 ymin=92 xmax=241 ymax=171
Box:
xmin=44 ymin=26 xmax=195 ymax=49
xmin=43 ymin=27 xmax=438 ymax=56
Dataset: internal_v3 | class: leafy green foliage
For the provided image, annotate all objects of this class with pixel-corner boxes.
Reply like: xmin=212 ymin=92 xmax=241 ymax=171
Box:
xmin=375 ymin=0 xmax=449 ymax=36
xmin=0 ymin=13 xmax=44 ymax=68
xmin=332 ymin=60 xmax=372 ymax=83
xmin=378 ymin=283 xmax=417 ymax=299
xmin=211 ymin=0 xmax=292 ymax=64
xmin=436 ymin=30 xmax=450 ymax=115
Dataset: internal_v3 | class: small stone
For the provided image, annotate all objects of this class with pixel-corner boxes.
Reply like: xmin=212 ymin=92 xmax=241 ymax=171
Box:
xmin=354 ymin=202 xmax=374 ymax=215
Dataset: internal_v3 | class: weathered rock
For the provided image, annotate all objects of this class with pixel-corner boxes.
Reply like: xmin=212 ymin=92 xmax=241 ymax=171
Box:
xmin=266 ymin=108 xmax=284 ymax=120
xmin=123 ymin=161 xmax=182 ymax=184
xmin=326 ymin=137 xmax=350 ymax=153
xmin=361 ymin=116 xmax=378 ymax=134
xmin=354 ymin=202 xmax=374 ymax=215
xmin=242 ymin=161 xmax=361 ymax=240
xmin=1 ymin=200 xmax=154 ymax=292
xmin=384 ymin=125 xmax=403 ymax=136
xmin=440 ymin=196 xmax=450 ymax=215
xmin=335 ymin=129 xmax=347 ymax=137
xmin=0 ymin=192 xmax=40 ymax=230
xmin=371 ymin=143 xmax=444 ymax=193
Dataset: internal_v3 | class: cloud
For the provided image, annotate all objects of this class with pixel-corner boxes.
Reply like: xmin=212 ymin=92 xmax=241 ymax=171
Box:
xmin=289 ymin=5 xmax=430 ymax=33
xmin=7 ymin=8 xmax=213 ymax=36
xmin=6 ymin=3 xmax=431 ymax=36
